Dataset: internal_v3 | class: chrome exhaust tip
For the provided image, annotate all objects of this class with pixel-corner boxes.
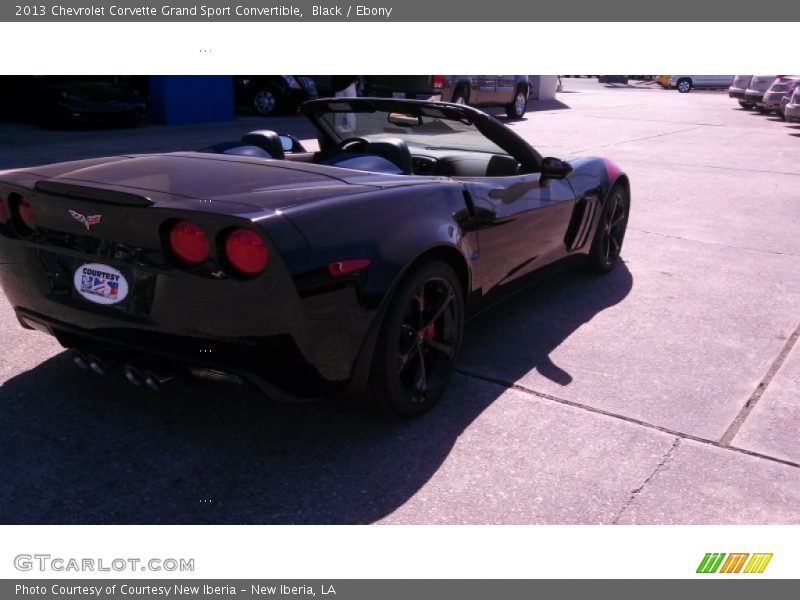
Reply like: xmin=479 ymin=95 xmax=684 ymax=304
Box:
xmin=123 ymin=364 xmax=144 ymax=386
xmin=86 ymin=354 xmax=108 ymax=375
xmin=71 ymin=350 xmax=89 ymax=370
xmin=143 ymin=369 xmax=174 ymax=392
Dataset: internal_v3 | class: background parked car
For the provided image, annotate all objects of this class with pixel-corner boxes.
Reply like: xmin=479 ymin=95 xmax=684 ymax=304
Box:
xmin=0 ymin=75 xmax=146 ymax=128
xmin=234 ymin=76 xmax=317 ymax=116
xmin=729 ymin=75 xmax=753 ymax=108
xmin=662 ymin=75 xmax=734 ymax=93
xmin=762 ymin=76 xmax=800 ymax=115
xmin=363 ymin=75 xmax=531 ymax=119
xmin=779 ymin=78 xmax=800 ymax=119
xmin=598 ymin=75 xmax=629 ymax=84
xmin=312 ymin=75 xmax=366 ymax=97
xmin=744 ymin=76 xmax=779 ymax=112
xmin=785 ymin=84 xmax=800 ymax=123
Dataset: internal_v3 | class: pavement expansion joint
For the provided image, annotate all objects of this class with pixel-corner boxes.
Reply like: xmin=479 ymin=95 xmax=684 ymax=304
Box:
xmin=718 ymin=320 xmax=800 ymax=447
xmin=611 ymin=437 xmax=681 ymax=524
xmin=455 ymin=368 xmax=800 ymax=470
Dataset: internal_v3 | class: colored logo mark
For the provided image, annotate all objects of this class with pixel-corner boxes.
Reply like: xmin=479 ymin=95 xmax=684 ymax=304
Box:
xmin=696 ymin=553 xmax=772 ymax=574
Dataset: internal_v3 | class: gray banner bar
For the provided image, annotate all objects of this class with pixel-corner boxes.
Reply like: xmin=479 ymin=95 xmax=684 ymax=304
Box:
xmin=4 ymin=0 xmax=800 ymax=21
xmin=4 ymin=580 xmax=800 ymax=599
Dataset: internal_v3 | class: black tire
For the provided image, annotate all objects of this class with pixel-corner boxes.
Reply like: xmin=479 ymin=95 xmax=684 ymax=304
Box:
xmin=677 ymin=78 xmax=692 ymax=93
xmin=252 ymin=85 xmax=283 ymax=116
xmin=587 ymin=184 xmax=630 ymax=274
xmin=505 ymin=87 xmax=528 ymax=119
xmin=451 ymin=86 xmax=469 ymax=105
xmin=738 ymin=99 xmax=754 ymax=109
xmin=363 ymin=260 xmax=464 ymax=417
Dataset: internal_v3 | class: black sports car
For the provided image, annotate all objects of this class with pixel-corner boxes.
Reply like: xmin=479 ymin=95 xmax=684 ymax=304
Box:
xmin=0 ymin=98 xmax=630 ymax=416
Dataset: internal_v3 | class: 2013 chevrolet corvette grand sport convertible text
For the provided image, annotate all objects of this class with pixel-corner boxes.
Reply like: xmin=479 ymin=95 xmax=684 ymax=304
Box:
xmin=0 ymin=99 xmax=630 ymax=416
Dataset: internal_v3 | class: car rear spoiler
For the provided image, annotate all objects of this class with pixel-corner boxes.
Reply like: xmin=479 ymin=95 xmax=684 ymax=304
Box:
xmin=34 ymin=181 xmax=154 ymax=207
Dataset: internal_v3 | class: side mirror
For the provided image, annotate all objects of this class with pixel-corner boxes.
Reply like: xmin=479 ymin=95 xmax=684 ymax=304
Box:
xmin=278 ymin=134 xmax=307 ymax=153
xmin=540 ymin=157 xmax=573 ymax=181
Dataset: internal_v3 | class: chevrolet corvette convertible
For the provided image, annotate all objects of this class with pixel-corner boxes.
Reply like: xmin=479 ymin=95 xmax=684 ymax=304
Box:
xmin=0 ymin=98 xmax=630 ymax=416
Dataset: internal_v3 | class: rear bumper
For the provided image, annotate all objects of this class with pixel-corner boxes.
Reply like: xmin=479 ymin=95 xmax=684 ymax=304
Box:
xmin=0 ymin=234 xmax=377 ymax=401
xmin=785 ymin=104 xmax=800 ymax=122
xmin=728 ymin=88 xmax=746 ymax=99
xmin=763 ymin=90 xmax=787 ymax=110
xmin=744 ymin=89 xmax=766 ymax=104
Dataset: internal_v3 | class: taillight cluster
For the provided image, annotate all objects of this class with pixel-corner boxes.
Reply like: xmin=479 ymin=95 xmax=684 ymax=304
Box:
xmin=169 ymin=220 xmax=209 ymax=264
xmin=166 ymin=220 xmax=269 ymax=275
xmin=18 ymin=199 xmax=36 ymax=231
xmin=432 ymin=75 xmax=445 ymax=90
xmin=2 ymin=194 xmax=37 ymax=234
xmin=224 ymin=228 xmax=269 ymax=274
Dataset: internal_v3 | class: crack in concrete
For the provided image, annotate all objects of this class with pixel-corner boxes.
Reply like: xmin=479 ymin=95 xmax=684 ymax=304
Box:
xmin=455 ymin=368 xmax=800 ymax=470
xmin=719 ymin=321 xmax=800 ymax=447
xmin=612 ymin=438 xmax=681 ymax=524
xmin=628 ymin=227 xmax=800 ymax=258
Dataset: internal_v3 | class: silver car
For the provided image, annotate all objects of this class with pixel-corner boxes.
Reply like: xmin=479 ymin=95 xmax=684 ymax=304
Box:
xmin=762 ymin=76 xmax=800 ymax=113
xmin=729 ymin=75 xmax=753 ymax=107
xmin=744 ymin=76 xmax=778 ymax=111
xmin=667 ymin=75 xmax=734 ymax=93
xmin=785 ymin=84 xmax=800 ymax=123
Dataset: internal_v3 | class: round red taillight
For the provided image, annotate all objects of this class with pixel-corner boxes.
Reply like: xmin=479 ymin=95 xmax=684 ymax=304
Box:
xmin=224 ymin=228 xmax=268 ymax=275
xmin=169 ymin=220 xmax=209 ymax=264
xmin=18 ymin=199 xmax=36 ymax=231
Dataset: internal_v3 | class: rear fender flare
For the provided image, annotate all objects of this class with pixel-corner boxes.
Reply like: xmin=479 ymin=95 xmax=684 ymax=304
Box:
xmin=344 ymin=239 xmax=472 ymax=398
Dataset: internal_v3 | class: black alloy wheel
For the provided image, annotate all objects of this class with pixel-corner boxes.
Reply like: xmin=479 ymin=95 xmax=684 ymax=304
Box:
xmin=364 ymin=261 xmax=464 ymax=416
xmin=587 ymin=184 xmax=630 ymax=273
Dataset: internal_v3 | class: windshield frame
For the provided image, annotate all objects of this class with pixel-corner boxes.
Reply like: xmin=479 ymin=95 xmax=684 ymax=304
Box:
xmin=300 ymin=98 xmax=542 ymax=172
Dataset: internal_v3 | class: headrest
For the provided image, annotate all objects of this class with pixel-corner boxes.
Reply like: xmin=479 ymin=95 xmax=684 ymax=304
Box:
xmin=364 ymin=138 xmax=412 ymax=175
xmin=241 ymin=130 xmax=285 ymax=160
xmin=325 ymin=154 xmax=404 ymax=175
xmin=199 ymin=141 xmax=272 ymax=159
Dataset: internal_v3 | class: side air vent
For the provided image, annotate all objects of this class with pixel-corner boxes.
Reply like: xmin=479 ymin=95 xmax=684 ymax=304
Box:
xmin=564 ymin=193 xmax=600 ymax=251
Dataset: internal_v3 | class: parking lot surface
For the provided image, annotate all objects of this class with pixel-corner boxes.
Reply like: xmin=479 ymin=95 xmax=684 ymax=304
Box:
xmin=1 ymin=78 xmax=799 ymax=524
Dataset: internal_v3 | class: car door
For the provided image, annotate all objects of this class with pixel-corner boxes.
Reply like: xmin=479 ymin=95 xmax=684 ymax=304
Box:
xmin=460 ymin=174 xmax=577 ymax=293
xmin=494 ymin=75 xmax=517 ymax=104
xmin=472 ymin=76 xmax=497 ymax=105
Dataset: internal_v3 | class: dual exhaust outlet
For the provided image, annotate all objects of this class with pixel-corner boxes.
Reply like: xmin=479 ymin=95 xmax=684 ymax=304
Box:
xmin=71 ymin=349 xmax=173 ymax=392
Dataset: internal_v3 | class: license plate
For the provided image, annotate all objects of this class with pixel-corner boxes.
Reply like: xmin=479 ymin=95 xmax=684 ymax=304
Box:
xmin=73 ymin=262 xmax=130 ymax=306
xmin=392 ymin=92 xmax=406 ymax=99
